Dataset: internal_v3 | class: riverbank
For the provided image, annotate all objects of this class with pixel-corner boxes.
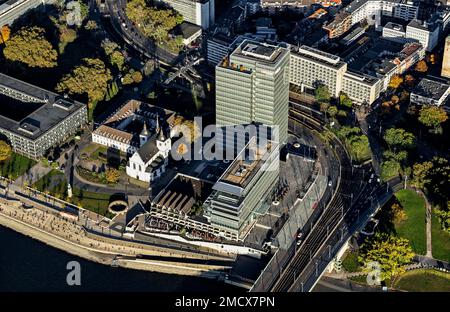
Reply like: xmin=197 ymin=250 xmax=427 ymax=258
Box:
xmin=0 ymin=202 xmax=230 ymax=279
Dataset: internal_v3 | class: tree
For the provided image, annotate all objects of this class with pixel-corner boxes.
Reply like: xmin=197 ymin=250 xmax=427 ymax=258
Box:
xmin=383 ymin=150 xmax=408 ymax=163
xmin=415 ymin=60 xmax=428 ymax=73
xmin=315 ymin=85 xmax=331 ymax=104
xmin=391 ymin=203 xmax=407 ymax=224
xmin=58 ymin=25 xmax=77 ymax=54
xmin=131 ymin=71 xmax=143 ymax=83
xmin=0 ymin=25 xmax=11 ymax=44
xmin=109 ymin=50 xmax=125 ymax=71
xmin=101 ymin=38 xmax=119 ymax=56
xmin=411 ymin=157 xmax=450 ymax=200
xmin=380 ymin=159 xmax=401 ymax=181
xmin=84 ymin=20 xmax=98 ymax=30
xmin=383 ymin=128 xmax=415 ymax=150
xmin=391 ymin=95 xmax=400 ymax=104
xmin=3 ymin=26 xmax=57 ymax=68
xmin=0 ymin=140 xmax=12 ymax=162
xmin=126 ymin=0 xmax=183 ymax=45
xmin=418 ymin=106 xmax=448 ymax=129
xmin=388 ymin=75 xmax=403 ymax=89
xmin=339 ymin=92 xmax=353 ymax=108
xmin=359 ymin=233 xmax=414 ymax=285
xmin=405 ymin=74 xmax=415 ymax=86
xmin=105 ymin=168 xmax=121 ymax=184
xmin=173 ymin=116 xmax=201 ymax=144
xmin=435 ymin=203 xmax=450 ymax=233
xmin=327 ymin=105 xmax=338 ymax=118
xmin=122 ymin=70 xmax=143 ymax=85
xmin=56 ymin=58 xmax=112 ymax=108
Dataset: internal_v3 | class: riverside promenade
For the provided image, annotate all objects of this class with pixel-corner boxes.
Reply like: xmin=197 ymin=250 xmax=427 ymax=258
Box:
xmin=0 ymin=196 xmax=232 ymax=278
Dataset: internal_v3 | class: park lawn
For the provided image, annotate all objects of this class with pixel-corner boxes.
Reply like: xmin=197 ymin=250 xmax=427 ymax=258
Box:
xmin=90 ymin=145 xmax=108 ymax=161
xmin=394 ymin=189 xmax=426 ymax=255
xmin=431 ymin=213 xmax=450 ymax=262
xmin=394 ymin=269 xmax=450 ymax=292
xmin=70 ymin=187 xmax=111 ymax=216
xmin=0 ymin=152 xmax=36 ymax=180
xmin=342 ymin=252 xmax=361 ymax=273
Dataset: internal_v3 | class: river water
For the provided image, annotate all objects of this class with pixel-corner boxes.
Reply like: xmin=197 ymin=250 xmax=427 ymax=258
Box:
xmin=0 ymin=226 xmax=241 ymax=292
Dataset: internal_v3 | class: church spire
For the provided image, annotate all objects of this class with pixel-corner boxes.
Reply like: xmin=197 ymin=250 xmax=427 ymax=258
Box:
xmin=156 ymin=113 xmax=166 ymax=141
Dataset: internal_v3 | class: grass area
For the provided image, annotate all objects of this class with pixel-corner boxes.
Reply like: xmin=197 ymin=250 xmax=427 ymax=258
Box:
xmin=90 ymin=146 xmax=108 ymax=161
xmin=394 ymin=189 xmax=426 ymax=255
xmin=70 ymin=187 xmax=111 ymax=217
xmin=349 ymin=275 xmax=368 ymax=285
xmin=431 ymin=212 xmax=450 ymax=262
xmin=33 ymin=169 xmax=67 ymax=199
xmin=0 ymin=153 xmax=36 ymax=180
xmin=76 ymin=167 xmax=107 ymax=185
xmin=394 ymin=269 xmax=450 ymax=292
xmin=342 ymin=252 xmax=361 ymax=273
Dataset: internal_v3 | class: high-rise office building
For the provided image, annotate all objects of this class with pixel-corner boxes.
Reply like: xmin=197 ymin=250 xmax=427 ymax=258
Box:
xmin=215 ymin=40 xmax=290 ymax=144
xmin=442 ymin=36 xmax=450 ymax=79
xmin=159 ymin=0 xmax=215 ymax=29
xmin=205 ymin=137 xmax=279 ymax=240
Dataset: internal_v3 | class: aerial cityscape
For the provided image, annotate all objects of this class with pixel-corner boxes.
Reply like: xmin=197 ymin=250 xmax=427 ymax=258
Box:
xmin=0 ymin=0 xmax=449 ymax=298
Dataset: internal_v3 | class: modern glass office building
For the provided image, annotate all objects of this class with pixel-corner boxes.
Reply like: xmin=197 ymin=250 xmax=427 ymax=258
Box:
xmin=205 ymin=137 xmax=279 ymax=240
xmin=215 ymin=40 xmax=290 ymax=145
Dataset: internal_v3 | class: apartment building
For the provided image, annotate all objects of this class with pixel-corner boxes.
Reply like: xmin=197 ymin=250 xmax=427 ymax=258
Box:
xmin=290 ymin=45 xmax=347 ymax=98
xmin=342 ymin=71 xmax=381 ymax=105
xmin=323 ymin=11 xmax=352 ymax=38
xmin=406 ymin=19 xmax=440 ymax=51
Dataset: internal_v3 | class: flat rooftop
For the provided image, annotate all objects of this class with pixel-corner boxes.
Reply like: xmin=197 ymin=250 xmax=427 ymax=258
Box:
xmin=0 ymin=73 xmax=85 ymax=140
xmin=232 ymin=40 xmax=287 ymax=64
xmin=413 ymin=78 xmax=450 ymax=101
xmin=293 ymin=45 xmax=346 ymax=69
xmin=219 ymin=138 xmax=278 ymax=189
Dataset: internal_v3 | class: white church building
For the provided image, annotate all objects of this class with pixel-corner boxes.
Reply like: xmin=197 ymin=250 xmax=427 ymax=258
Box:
xmin=126 ymin=117 xmax=172 ymax=183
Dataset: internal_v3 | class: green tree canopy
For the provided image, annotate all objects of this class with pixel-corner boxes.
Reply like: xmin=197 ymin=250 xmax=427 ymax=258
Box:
xmin=109 ymin=50 xmax=125 ymax=71
xmin=418 ymin=106 xmax=448 ymax=129
xmin=339 ymin=92 xmax=353 ymax=108
xmin=56 ymin=58 xmax=112 ymax=106
xmin=359 ymin=233 xmax=414 ymax=285
xmin=126 ymin=0 xmax=183 ymax=43
xmin=314 ymin=85 xmax=331 ymax=104
xmin=327 ymin=105 xmax=338 ymax=118
xmin=383 ymin=128 xmax=416 ymax=150
xmin=411 ymin=157 xmax=450 ymax=200
xmin=3 ymin=26 xmax=57 ymax=68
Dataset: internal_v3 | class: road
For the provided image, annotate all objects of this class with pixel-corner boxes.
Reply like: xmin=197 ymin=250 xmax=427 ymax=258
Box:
xmin=104 ymin=0 xmax=182 ymax=66
xmin=251 ymin=107 xmax=401 ymax=292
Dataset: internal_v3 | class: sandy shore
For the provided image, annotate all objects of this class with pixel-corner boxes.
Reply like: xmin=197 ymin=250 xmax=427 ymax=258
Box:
xmin=0 ymin=203 xmax=230 ymax=279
